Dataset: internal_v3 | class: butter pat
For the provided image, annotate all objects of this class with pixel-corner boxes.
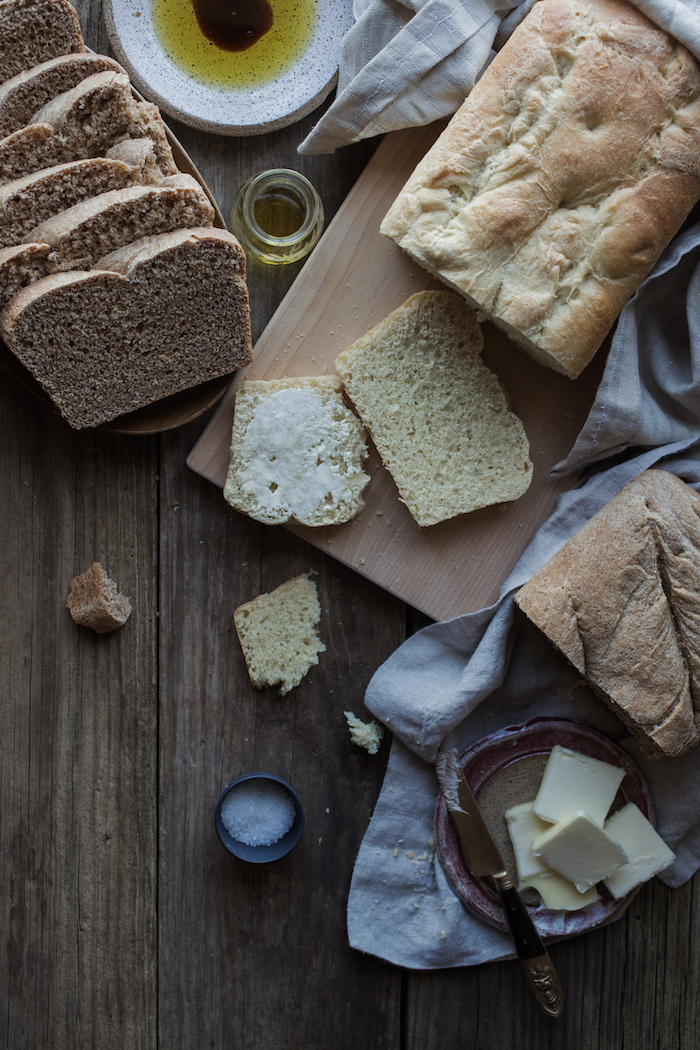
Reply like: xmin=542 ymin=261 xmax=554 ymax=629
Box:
xmin=521 ymin=872 xmax=600 ymax=911
xmin=533 ymin=745 xmax=625 ymax=825
xmin=603 ymin=803 xmax=675 ymax=900
xmin=533 ymin=810 xmax=628 ymax=893
xmin=505 ymin=801 xmax=552 ymax=880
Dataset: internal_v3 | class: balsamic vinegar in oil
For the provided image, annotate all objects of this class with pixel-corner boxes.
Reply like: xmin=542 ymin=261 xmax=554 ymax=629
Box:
xmin=151 ymin=0 xmax=317 ymax=90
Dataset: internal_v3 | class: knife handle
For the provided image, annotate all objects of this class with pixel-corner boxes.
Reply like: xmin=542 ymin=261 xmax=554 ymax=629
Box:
xmin=496 ymin=882 xmax=565 ymax=1017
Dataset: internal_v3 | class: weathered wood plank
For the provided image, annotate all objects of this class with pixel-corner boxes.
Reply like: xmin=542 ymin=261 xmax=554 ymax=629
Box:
xmin=0 ymin=383 xmax=159 ymax=1049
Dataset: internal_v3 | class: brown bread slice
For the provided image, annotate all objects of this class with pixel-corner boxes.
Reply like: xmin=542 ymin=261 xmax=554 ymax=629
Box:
xmin=28 ymin=174 xmax=215 ymax=271
xmin=0 ymin=52 xmax=124 ymax=138
xmin=0 ymin=241 xmax=48 ymax=307
xmin=0 ymin=155 xmax=147 ymax=249
xmin=0 ymin=70 xmax=177 ymax=185
xmin=0 ymin=227 xmax=252 ymax=428
xmin=0 ymin=0 xmax=85 ymax=82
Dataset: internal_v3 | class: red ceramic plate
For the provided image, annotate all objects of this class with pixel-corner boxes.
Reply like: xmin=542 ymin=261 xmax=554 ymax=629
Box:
xmin=434 ymin=717 xmax=654 ymax=938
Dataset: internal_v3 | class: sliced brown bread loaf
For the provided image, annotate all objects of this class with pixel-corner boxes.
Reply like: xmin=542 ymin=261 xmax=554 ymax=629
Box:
xmin=0 ymin=0 xmax=85 ymax=82
xmin=0 ymin=156 xmax=148 ymax=249
xmin=28 ymin=174 xmax=215 ymax=271
xmin=0 ymin=52 xmax=124 ymax=138
xmin=1 ymin=227 xmax=252 ymax=428
xmin=0 ymin=70 xmax=177 ymax=185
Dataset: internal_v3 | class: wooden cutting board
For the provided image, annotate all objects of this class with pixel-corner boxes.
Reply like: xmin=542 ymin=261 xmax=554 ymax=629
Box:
xmin=187 ymin=123 xmax=606 ymax=622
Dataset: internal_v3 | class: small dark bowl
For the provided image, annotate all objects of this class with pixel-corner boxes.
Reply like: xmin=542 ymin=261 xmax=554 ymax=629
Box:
xmin=215 ymin=772 xmax=305 ymax=863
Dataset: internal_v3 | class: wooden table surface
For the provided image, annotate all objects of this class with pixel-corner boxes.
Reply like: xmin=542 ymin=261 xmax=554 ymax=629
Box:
xmin=1 ymin=3 xmax=699 ymax=1048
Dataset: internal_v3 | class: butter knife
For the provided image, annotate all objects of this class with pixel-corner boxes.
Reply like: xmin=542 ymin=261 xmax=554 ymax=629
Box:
xmin=436 ymin=748 xmax=564 ymax=1017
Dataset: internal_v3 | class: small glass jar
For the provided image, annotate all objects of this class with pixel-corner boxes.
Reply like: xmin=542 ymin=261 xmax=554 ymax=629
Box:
xmin=230 ymin=168 xmax=325 ymax=265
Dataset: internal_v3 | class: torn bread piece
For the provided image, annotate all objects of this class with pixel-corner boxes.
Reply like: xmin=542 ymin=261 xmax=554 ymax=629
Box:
xmin=515 ymin=469 xmax=700 ymax=757
xmin=234 ymin=573 xmax=326 ymax=696
xmin=66 ymin=562 xmax=131 ymax=632
xmin=334 ymin=290 xmax=532 ymax=526
xmin=224 ymin=376 xmax=369 ymax=526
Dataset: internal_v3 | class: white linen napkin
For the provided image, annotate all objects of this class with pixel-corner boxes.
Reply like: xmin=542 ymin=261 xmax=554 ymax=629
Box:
xmin=348 ymin=442 xmax=700 ymax=969
xmin=299 ymin=0 xmax=700 ymax=155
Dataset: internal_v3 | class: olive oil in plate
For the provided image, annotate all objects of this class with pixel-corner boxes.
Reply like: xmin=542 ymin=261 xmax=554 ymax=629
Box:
xmin=151 ymin=0 xmax=318 ymax=90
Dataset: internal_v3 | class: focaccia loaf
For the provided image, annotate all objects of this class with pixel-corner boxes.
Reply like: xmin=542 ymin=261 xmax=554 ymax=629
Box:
xmin=381 ymin=0 xmax=700 ymax=380
xmin=515 ymin=470 xmax=700 ymax=757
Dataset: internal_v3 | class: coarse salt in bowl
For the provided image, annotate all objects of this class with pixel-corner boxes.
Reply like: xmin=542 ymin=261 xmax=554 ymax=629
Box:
xmin=215 ymin=773 xmax=305 ymax=863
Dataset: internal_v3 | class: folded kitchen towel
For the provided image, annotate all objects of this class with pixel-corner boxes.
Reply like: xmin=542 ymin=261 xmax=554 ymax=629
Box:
xmin=299 ymin=0 xmax=700 ymax=155
xmin=347 ymin=439 xmax=700 ymax=969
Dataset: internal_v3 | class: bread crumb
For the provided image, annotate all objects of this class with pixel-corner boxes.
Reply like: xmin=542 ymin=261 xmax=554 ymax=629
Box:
xmin=344 ymin=710 xmax=384 ymax=754
xmin=66 ymin=562 xmax=131 ymax=633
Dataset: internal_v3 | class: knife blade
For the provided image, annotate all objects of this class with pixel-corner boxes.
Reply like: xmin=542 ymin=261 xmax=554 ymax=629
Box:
xmin=436 ymin=748 xmax=564 ymax=1017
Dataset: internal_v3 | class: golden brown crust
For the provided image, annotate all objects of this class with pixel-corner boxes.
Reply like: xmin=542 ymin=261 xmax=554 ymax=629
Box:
xmin=515 ymin=470 xmax=700 ymax=757
xmin=381 ymin=0 xmax=700 ymax=379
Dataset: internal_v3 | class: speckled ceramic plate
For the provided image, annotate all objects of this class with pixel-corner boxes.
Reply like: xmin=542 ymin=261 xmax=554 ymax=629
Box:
xmin=103 ymin=0 xmax=353 ymax=135
xmin=434 ymin=718 xmax=654 ymax=939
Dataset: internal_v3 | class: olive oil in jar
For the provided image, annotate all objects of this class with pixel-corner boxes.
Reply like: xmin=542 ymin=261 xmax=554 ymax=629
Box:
xmin=151 ymin=0 xmax=318 ymax=90
xmin=231 ymin=169 xmax=324 ymax=264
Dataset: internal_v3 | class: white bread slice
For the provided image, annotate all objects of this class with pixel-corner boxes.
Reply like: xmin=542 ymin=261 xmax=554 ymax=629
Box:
xmin=0 ymin=227 xmax=252 ymax=428
xmin=0 ymin=70 xmax=177 ymax=185
xmin=514 ymin=469 xmax=700 ymax=758
xmin=0 ymin=156 xmax=147 ymax=249
xmin=234 ymin=573 xmax=326 ymax=695
xmin=0 ymin=0 xmax=85 ymax=82
xmin=224 ymin=376 xmax=369 ymax=526
xmin=0 ymin=52 xmax=124 ymax=138
xmin=28 ymin=174 xmax=215 ymax=271
xmin=334 ymin=290 xmax=533 ymax=526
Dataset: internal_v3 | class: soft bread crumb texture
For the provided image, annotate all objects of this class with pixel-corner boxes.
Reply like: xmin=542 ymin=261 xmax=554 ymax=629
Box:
xmin=0 ymin=52 xmax=125 ymax=139
xmin=334 ymin=289 xmax=532 ymax=526
xmin=234 ymin=573 xmax=326 ymax=696
xmin=380 ymin=0 xmax=700 ymax=379
xmin=515 ymin=469 xmax=700 ymax=758
xmin=0 ymin=0 xmax=85 ymax=83
xmin=66 ymin=562 xmax=131 ymax=632
xmin=224 ymin=375 xmax=369 ymax=526
xmin=344 ymin=711 xmax=384 ymax=754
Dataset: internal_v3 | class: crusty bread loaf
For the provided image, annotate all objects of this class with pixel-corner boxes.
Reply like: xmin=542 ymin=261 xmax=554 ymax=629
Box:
xmin=0 ymin=227 xmax=252 ymax=428
xmin=334 ymin=290 xmax=533 ymax=527
xmin=66 ymin=562 xmax=131 ymax=633
xmin=0 ymin=156 xmax=145 ymax=249
xmin=0 ymin=70 xmax=177 ymax=185
xmin=28 ymin=174 xmax=215 ymax=271
xmin=514 ymin=469 xmax=700 ymax=758
xmin=0 ymin=0 xmax=85 ymax=82
xmin=224 ymin=376 xmax=369 ymax=526
xmin=380 ymin=0 xmax=700 ymax=380
xmin=0 ymin=52 xmax=124 ymax=138
xmin=234 ymin=573 xmax=326 ymax=695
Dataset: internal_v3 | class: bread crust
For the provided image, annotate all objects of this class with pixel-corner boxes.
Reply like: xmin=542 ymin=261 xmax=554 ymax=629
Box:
xmin=381 ymin=0 xmax=700 ymax=379
xmin=515 ymin=469 xmax=700 ymax=757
